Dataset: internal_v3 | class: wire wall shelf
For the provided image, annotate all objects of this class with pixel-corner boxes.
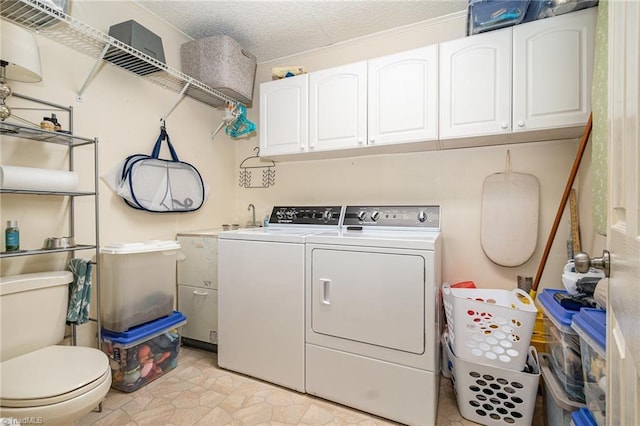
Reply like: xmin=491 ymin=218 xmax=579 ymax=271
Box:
xmin=0 ymin=0 xmax=242 ymax=109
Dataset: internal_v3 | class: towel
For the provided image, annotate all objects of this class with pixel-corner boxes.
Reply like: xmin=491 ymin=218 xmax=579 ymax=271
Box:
xmin=67 ymin=258 xmax=93 ymax=325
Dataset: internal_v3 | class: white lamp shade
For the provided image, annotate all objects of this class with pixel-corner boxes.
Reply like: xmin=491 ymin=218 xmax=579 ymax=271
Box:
xmin=1 ymin=20 xmax=42 ymax=83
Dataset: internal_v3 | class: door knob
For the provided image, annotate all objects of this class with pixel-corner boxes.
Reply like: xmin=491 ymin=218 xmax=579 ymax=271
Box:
xmin=574 ymin=250 xmax=610 ymax=277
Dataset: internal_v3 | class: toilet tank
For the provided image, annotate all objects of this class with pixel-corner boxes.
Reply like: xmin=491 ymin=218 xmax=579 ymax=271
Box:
xmin=0 ymin=271 xmax=73 ymax=361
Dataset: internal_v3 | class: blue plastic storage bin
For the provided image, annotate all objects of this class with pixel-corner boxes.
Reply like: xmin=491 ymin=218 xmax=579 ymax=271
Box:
xmin=468 ymin=0 xmax=531 ymax=34
xmin=101 ymin=311 xmax=187 ymax=392
xmin=571 ymin=308 xmax=606 ymax=425
xmin=537 ymin=289 xmax=585 ymax=402
xmin=571 ymin=407 xmax=598 ymax=426
xmin=522 ymin=0 xmax=552 ymax=23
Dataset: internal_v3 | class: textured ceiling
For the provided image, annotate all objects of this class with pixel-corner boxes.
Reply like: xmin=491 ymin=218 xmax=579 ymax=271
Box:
xmin=135 ymin=1 xmax=468 ymax=63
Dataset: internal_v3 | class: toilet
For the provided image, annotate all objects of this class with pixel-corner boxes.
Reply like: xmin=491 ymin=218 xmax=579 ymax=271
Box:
xmin=0 ymin=271 xmax=111 ymax=425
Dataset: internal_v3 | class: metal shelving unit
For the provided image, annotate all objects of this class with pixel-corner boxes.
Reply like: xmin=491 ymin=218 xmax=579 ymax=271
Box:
xmin=0 ymin=93 xmax=101 ymax=349
xmin=0 ymin=244 xmax=96 ymax=258
xmin=0 ymin=122 xmax=95 ymax=146
xmin=0 ymin=0 xmax=242 ymax=111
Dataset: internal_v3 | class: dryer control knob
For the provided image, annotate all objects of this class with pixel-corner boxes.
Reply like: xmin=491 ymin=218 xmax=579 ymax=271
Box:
xmin=370 ymin=211 xmax=380 ymax=222
xmin=417 ymin=211 xmax=428 ymax=223
xmin=322 ymin=210 xmax=333 ymax=221
xmin=357 ymin=211 xmax=367 ymax=221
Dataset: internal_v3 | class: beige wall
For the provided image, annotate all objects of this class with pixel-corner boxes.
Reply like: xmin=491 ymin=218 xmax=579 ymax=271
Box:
xmin=1 ymin=2 xmax=597 ymax=296
xmin=238 ymin=12 xmax=592 ymax=291
xmin=1 ymin=0 xmax=238 ymax=279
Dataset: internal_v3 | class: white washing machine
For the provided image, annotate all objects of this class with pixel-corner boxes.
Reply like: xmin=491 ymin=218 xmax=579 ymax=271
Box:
xmin=305 ymin=205 xmax=442 ymax=426
xmin=217 ymin=206 xmax=343 ymax=392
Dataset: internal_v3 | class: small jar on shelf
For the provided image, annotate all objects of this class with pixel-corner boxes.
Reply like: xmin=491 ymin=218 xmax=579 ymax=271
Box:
xmin=5 ymin=220 xmax=20 ymax=252
xmin=40 ymin=116 xmax=55 ymax=131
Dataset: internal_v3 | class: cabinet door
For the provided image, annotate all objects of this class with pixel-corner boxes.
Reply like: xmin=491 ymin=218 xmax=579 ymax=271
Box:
xmin=178 ymin=285 xmax=218 ymax=344
xmin=512 ymin=8 xmax=596 ymax=132
xmin=177 ymin=235 xmax=217 ymax=289
xmin=309 ymin=61 xmax=367 ymax=151
xmin=259 ymin=74 xmax=308 ymax=156
xmin=439 ymin=28 xmax=512 ymax=139
xmin=368 ymin=45 xmax=438 ymax=146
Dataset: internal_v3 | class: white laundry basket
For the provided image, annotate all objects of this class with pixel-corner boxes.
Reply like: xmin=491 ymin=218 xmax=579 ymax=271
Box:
xmin=442 ymin=282 xmax=538 ymax=371
xmin=445 ymin=332 xmax=541 ymax=426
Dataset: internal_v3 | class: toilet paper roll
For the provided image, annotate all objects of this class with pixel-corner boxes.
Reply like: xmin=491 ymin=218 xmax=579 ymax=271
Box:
xmin=0 ymin=165 xmax=79 ymax=192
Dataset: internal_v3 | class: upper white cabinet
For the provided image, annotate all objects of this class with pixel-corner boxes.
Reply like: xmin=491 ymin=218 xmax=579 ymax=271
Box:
xmin=260 ymin=7 xmax=597 ymax=159
xmin=259 ymin=74 xmax=308 ymax=156
xmin=309 ymin=61 xmax=368 ymax=152
xmin=439 ymin=29 xmax=512 ymax=139
xmin=368 ymin=45 xmax=439 ymax=147
xmin=440 ymin=7 xmax=596 ymax=143
xmin=512 ymin=8 xmax=596 ymax=132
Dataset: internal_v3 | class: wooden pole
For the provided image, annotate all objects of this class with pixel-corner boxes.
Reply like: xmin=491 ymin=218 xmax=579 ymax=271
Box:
xmin=530 ymin=113 xmax=593 ymax=299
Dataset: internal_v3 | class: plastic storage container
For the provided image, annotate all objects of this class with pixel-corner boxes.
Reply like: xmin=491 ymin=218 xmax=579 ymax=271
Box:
xmin=537 ymin=289 xmax=585 ymax=402
xmin=468 ymin=0 xmax=531 ymax=35
xmin=101 ymin=311 xmax=186 ymax=392
xmin=571 ymin=407 xmax=598 ymax=426
xmin=444 ymin=333 xmax=541 ymax=426
xmin=100 ymin=240 xmax=181 ymax=332
xmin=540 ymin=354 xmax=585 ymax=426
xmin=442 ymin=283 xmax=538 ymax=371
xmin=181 ymin=35 xmax=257 ymax=104
xmin=549 ymin=0 xmax=599 ymax=17
xmin=572 ymin=308 xmax=607 ymax=425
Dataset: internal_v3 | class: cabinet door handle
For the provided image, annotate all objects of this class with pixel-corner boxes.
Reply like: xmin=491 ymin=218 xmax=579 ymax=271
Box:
xmin=500 ymin=122 xmax=508 ymax=129
xmin=320 ymin=278 xmax=331 ymax=305
xmin=193 ymin=290 xmax=208 ymax=296
xmin=517 ymin=120 xmax=525 ymax=127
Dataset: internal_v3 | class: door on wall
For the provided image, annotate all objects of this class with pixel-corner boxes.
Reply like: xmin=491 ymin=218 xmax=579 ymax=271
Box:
xmin=606 ymin=1 xmax=640 ymax=424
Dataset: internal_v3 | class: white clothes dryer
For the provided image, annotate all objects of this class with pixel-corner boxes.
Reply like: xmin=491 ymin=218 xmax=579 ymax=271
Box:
xmin=304 ymin=205 xmax=442 ymax=426
xmin=217 ymin=206 xmax=343 ymax=392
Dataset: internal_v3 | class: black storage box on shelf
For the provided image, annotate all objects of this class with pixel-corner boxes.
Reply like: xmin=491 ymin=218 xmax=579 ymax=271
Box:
xmin=105 ymin=20 xmax=166 ymax=76
xmin=181 ymin=35 xmax=257 ymax=104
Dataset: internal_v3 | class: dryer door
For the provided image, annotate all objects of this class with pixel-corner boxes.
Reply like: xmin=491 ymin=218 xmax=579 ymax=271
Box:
xmin=309 ymin=247 xmax=425 ymax=354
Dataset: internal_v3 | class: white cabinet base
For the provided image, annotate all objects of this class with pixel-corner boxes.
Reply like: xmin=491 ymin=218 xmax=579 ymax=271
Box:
xmin=178 ymin=284 xmax=218 ymax=345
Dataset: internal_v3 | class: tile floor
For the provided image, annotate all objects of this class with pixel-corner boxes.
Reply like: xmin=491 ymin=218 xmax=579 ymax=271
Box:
xmin=78 ymin=345 xmax=544 ymax=426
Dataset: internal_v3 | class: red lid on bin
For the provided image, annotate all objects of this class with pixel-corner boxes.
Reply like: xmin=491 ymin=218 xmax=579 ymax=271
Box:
xmin=452 ymin=281 xmax=476 ymax=288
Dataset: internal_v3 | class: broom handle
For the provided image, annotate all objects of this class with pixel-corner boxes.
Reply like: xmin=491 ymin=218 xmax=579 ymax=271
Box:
xmin=531 ymin=113 xmax=593 ymax=298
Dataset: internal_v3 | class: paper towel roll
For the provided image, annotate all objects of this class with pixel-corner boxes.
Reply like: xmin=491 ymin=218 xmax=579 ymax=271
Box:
xmin=0 ymin=165 xmax=79 ymax=192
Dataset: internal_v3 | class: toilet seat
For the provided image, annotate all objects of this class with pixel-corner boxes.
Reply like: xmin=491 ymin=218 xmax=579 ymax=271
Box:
xmin=0 ymin=345 xmax=110 ymax=408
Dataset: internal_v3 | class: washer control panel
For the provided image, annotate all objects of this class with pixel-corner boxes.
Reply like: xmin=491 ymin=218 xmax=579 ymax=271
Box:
xmin=269 ymin=206 xmax=343 ymax=226
xmin=343 ymin=205 xmax=440 ymax=229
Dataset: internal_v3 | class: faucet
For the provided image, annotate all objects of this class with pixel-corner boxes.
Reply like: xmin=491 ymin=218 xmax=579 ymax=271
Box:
xmin=247 ymin=203 xmax=257 ymax=227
